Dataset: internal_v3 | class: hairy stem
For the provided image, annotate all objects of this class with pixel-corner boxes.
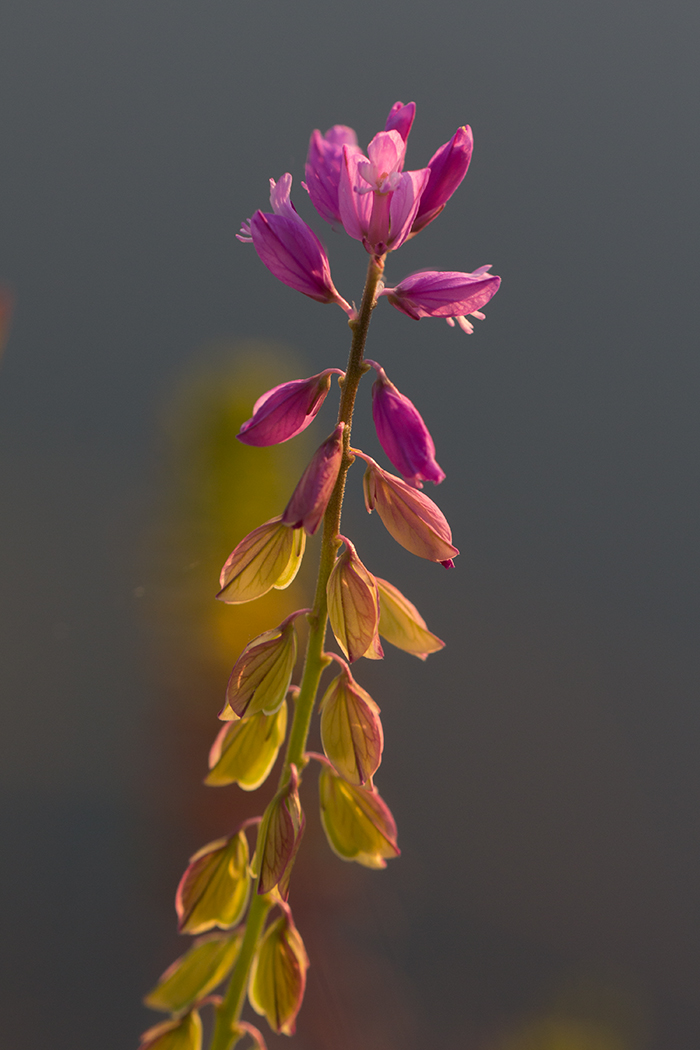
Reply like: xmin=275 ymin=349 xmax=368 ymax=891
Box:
xmin=209 ymin=254 xmax=385 ymax=1050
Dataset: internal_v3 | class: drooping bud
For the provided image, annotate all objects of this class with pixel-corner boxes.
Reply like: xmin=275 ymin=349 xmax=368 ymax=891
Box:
xmin=206 ymin=702 xmax=288 ymax=790
xmin=380 ymin=266 xmax=501 ymax=334
xmin=318 ymin=761 xmax=400 ymax=869
xmin=248 ymin=906 xmax=309 ymax=1036
xmin=326 ymin=537 xmax=383 ymax=662
xmin=376 ymin=577 xmax=445 ymax=660
xmin=367 ymin=360 xmax=444 ymax=488
xmin=217 ymin=517 xmax=305 ymax=604
xmin=256 ymin=765 xmax=305 ymax=899
xmin=237 ymin=368 xmax=344 ymax=447
xmin=220 ymin=612 xmax=301 ymax=721
xmin=411 ymin=125 xmax=473 ymax=234
xmin=144 ymin=932 xmax=242 ymax=1015
xmin=139 ymin=1011 xmax=202 ymax=1050
xmin=175 ymin=827 xmax=251 ymax=934
xmin=320 ymin=658 xmax=383 ymax=786
xmin=356 ymin=451 xmax=459 ymax=566
xmin=282 ymin=423 xmax=344 ymax=534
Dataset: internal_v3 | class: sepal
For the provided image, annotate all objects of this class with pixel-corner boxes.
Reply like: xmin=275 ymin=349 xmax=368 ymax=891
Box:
xmin=175 ymin=828 xmax=251 ymax=934
xmin=217 ymin=517 xmax=305 ymax=604
xmin=144 ymin=932 xmax=242 ymax=1015
xmin=138 ymin=1010 xmax=202 ymax=1050
xmin=357 ymin=451 xmax=459 ymax=565
xmin=320 ymin=657 xmax=383 ymax=785
xmin=206 ymin=703 xmax=288 ymax=790
xmin=237 ymin=369 xmax=344 ymax=447
xmin=220 ymin=613 xmax=301 ymax=720
xmin=248 ymin=906 xmax=309 ymax=1036
xmin=317 ymin=760 xmax=400 ymax=868
xmin=257 ymin=765 xmax=305 ymax=899
xmin=326 ymin=537 xmax=383 ymax=662
xmin=376 ymin=577 xmax=445 ymax=660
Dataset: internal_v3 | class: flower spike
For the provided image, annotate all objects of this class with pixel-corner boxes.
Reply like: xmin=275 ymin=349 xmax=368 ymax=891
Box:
xmin=237 ymin=368 xmax=344 ymax=447
xmin=367 ymin=360 xmax=444 ymax=488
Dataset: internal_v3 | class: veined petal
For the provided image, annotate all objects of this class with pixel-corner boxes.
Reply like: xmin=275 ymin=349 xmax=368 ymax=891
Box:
xmin=217 ymin=517 xmax=305 ymax=604
xmin=381 ymin=268 xmax=501 ymax=321
xmin=237 ymin=368 xmax=344 ymax=447
xmin=386 ymin=167 xmax=430 ymax=250
xmin=338 ymin=147 xmax=373 ymax=242
xmin=384 ymin=100 xmax=416 ymax=146
xmin=375 ymin=576 xmax=445 ymax=660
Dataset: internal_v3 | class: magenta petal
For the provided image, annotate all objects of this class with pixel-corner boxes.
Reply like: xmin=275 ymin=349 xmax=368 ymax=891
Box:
xmin=412 ymin=125 xmax=474 ymax=234
xmin=381 ymin=269 xmax=501 ymax=320
xmin=282 ymin=423 xmax=345 ymax=534
xmin=305 ymin=126 xmax=361 ymax=225
xmin=249 ymin=210 xmax=338 ymax=303
xmin=368 ymin=362 xmax=444 ymax=487
xmin=338 ymin=147 xmax=372 ymax=242
xmin=386 ymin=168 xmax=430 ymax=250
xmin=384 ymin=101 xmax=416 ymax=146
xmin=238 ymin=369 xmax=343 ymax=447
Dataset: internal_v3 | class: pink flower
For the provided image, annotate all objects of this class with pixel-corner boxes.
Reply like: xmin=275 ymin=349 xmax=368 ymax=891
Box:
xmin=411 ymin=125 xmax=473 ymax=234
xmin=282 ymin=423 xmax=345 ymax=535
xmin=338 ymin=131 xmax=430 ymax=254
xmin=354 ymin=450 xmax=459 ymax=566
xmin=366 ymin=360 xmax=444 ymax=488
xmin=238 ymin=368 xmax=345 ymax=447
xmin=238 ymin=174 xmax=352 ymax=313
xmin=380 ymin=266 xmax=501 ymax=333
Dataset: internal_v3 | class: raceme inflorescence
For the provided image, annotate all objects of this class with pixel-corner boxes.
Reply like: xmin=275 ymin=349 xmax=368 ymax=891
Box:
xmin=139 ymin=100 xmax=501 ymax=1050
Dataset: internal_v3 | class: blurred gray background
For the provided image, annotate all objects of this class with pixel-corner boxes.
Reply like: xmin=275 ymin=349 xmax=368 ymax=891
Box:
xmin=1 ymin=0 xmax=699 ymax=1047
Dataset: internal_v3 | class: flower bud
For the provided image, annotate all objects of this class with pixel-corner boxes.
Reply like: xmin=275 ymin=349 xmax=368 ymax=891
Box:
xmin=367 ymin=360 xmax=444 ymax=488
xmin=411 ymin=125 xmax=473 ymax=234
xmin=175 ymin=828 xmax=250 ymax=934
xmin=282 ymin=423 xmax=344 ymax=535
xmin=318 ymin=763 xmax=400 ymax=868
xmin=320 ymin=659 xmax=383 ymax=785
xmin=139 ymin=1011 xmax=202 ymax=1050
xmin=326 ymin=538 xmax=383 ymax=662
xmin=144 ymin=932 xmax=242 ymax=1015
xmin=220 ymin=613 xmax=300 ymax=721
xmin=206 ymin=702 xmax=288 ymax=790
xmin=248 ymin=908 xmax=309 ymax=1036
xmin=256 ymin=765 xmax=305 ymax=899
xmin=217 ymin=517 xmax=305 ymax=604
xmin=356 ymin=451 xmax=459 ymax=566
xmin=376 ymin=577 xmax=445 ymax=660
xmin=237 ymin=368 xmax=344 ymax=447
xmin=384 ymin=100 xmax=416 ymax=145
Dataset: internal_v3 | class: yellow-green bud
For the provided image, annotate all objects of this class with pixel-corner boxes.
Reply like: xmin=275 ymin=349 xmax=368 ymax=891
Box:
xmin=144 ymin=932 xmax=242 ymax=1015
xmin=217 ymin=516 xmax=305 ymax=604
xmin=248 ymin=907 xmax=309 ymax=1036
xmin=320 ymin=659 xmax=383 ymax=785
xmin=175 ymin=828 xmax=250 ymax=934
xmin=206 ymin=702 xmax=288 ymax=790
xmin=376 ymin=576 xmax=445 ymax=659
xmin=318 ymin=763 xmax=399 ymax=869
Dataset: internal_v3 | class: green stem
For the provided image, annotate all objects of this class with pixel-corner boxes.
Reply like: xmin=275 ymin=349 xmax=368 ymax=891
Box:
xmin=209 ymin=253 xmax=385 ymax=1050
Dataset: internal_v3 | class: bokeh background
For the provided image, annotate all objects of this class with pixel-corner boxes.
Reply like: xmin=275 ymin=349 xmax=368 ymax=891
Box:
xmin=1 ymin=1 xmax=699 ymax=1047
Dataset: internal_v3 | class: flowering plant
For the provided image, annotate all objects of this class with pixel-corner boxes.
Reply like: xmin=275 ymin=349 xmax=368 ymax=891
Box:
xmin=140 ymin=100 xmax=500 ymax=1050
